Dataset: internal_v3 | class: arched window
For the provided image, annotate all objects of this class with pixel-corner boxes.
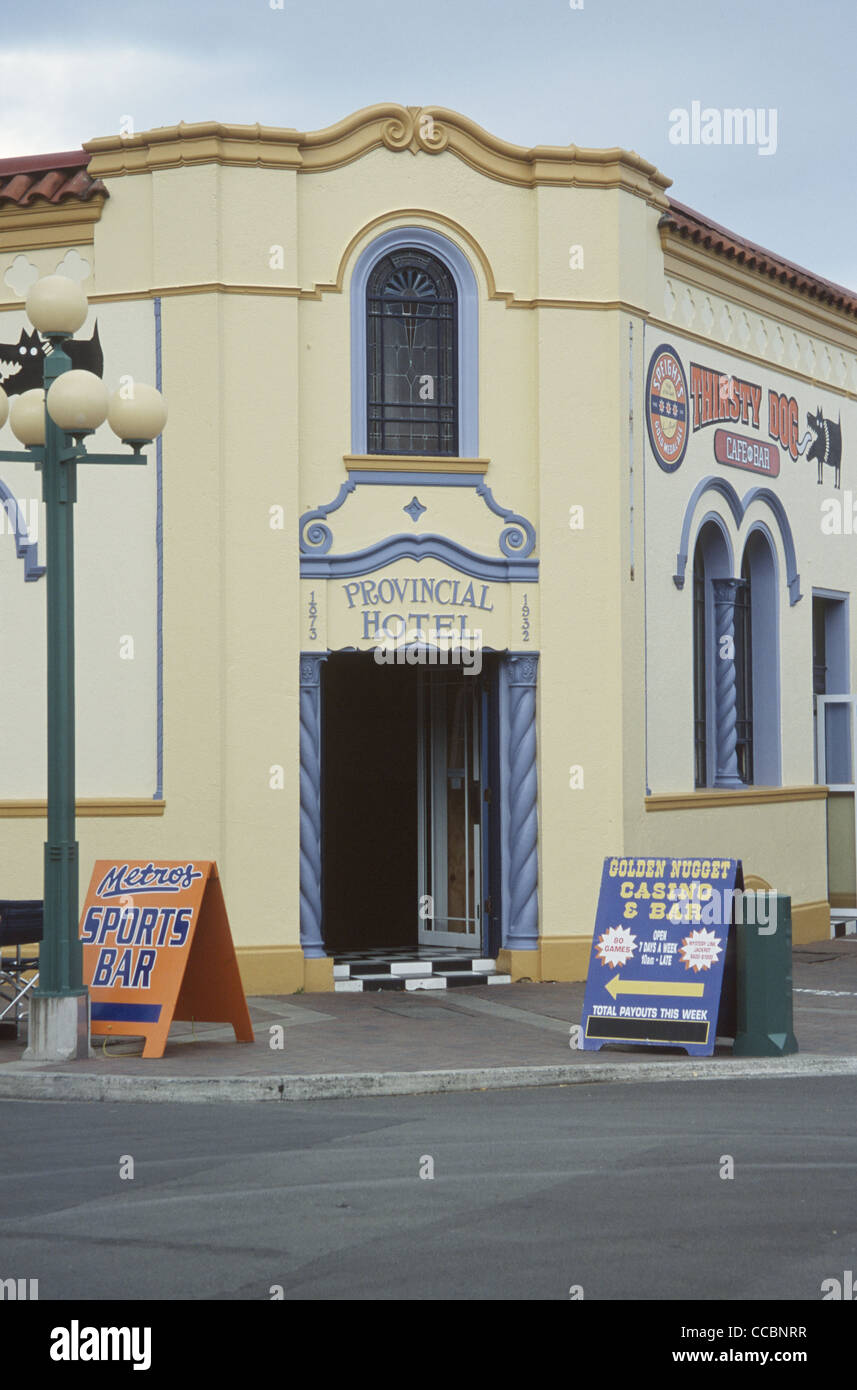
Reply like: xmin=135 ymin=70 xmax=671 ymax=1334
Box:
xmin=693 ymin=517 xmax=781 ymax=789
xmin=366 ymin=248 xmax=458 ymax=456
xmin=693 ymin=519 xmax=732 ymax=788
xmin=735 ymin=551 xmax=753 ymax=784
xmin=740 ymin=526 xmax=781 ymax=786
xmin=693 ymin=538 xmax=707 ymax=787
xmin=350 ymin=227 xmax=478 ymax=457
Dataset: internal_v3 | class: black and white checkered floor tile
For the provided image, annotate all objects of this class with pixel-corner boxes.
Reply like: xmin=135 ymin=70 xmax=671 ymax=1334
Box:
xmin=333 ymin=952 xmax=511 ymax=991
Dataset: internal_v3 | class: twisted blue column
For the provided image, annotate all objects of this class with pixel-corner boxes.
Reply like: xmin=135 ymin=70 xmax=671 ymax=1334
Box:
xmin=711 ymin=579 xmax=744 ymax=788
xmin=503 ymin=653 xmax=539 ymax=949
xmin=300 ymin=653 xmax=328 ymax=957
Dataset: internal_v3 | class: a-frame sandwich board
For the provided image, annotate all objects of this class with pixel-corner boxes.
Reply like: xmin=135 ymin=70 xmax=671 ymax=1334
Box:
xmin=80 ymin=860 xmax=254 ymax=1059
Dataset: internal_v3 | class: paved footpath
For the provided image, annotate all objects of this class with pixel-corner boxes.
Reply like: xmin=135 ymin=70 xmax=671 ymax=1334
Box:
xmin=1 ymin=937 xmax=856 ymax=1102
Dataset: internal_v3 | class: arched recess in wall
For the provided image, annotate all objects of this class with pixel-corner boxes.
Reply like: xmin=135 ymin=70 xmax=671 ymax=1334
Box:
xmin=693 ymin=514 xmax=733 ymax=789
xmin=741 ymin=522 xmax=781 ymax=787
xmin=349 ymin=225 xmax=479 ymax=457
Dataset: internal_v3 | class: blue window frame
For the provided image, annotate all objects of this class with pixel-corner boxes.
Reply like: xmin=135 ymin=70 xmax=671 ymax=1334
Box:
xmin=350 ymin=227 xmax=479 ymax=457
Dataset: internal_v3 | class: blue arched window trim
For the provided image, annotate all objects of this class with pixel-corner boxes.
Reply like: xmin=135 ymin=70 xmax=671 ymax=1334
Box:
xmin=693 ymin=514 xmax=733 ymax=787
xmin=691 ymin=511 xmax=783 ymax=789
xmin=740 ymin=521 xmax=782 ymax=786
xmin=350 ymin=227 xmax=479 ymax=457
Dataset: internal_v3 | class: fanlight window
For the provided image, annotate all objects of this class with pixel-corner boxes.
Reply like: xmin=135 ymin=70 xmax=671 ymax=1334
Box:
xmin=367 ymin=249 xmax=458 ymax=455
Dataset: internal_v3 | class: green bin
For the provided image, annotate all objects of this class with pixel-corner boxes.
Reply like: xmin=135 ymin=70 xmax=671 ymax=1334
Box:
xmin=732 ymin=891 xmax=798 ymax=1056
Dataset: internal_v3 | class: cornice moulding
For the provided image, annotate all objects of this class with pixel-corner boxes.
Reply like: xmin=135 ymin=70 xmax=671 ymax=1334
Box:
xmin=83 ymin=104 xmax=672 ymax=205
xmin=84 ymin=122 xmax=303 ymax=175
xmin=0 ymin=196 xmax=105 ymax=253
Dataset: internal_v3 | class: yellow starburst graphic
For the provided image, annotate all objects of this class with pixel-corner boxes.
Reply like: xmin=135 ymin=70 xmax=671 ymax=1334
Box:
xmin=595 ymin=925 xmax=637 ymax=969
xmin=679 ymin=928 xmax=722 ymax=973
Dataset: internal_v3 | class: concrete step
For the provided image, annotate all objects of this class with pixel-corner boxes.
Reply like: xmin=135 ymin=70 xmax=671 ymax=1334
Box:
xmin=333 ymin=958 xmax=511 ymax=992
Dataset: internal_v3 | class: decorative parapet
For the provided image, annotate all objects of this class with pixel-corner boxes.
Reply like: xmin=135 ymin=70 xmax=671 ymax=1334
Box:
xmin=84 ymin=105 xmax=672 ymax=205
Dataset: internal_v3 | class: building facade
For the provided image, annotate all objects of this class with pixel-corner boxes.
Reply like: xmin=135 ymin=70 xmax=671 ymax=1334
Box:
xmin=0 ymin=104 xmax=854 ymax=993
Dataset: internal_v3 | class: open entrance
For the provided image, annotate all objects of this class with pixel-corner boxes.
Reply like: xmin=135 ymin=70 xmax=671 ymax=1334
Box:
xmin=417 ymin=671 xmax=481 ymax=949
xmin=321 ymin=652 xmax=496 ymax=956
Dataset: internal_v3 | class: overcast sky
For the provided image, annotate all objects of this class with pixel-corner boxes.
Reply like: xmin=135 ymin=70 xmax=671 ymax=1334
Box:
xmin=1 ymin=0 xmax=854 ymax=290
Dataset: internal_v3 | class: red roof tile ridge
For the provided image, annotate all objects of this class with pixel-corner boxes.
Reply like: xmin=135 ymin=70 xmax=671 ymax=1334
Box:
xmin=0 ymin=149 xmax=91 ymax=177
xmin=24 ymin=170 xmax=68 ymax=203
xmin=664 ymin=197 xmax=857 ymax=312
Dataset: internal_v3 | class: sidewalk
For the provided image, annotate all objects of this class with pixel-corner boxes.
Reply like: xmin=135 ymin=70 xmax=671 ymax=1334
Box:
xmin=1 ymin=937 xmax=856 ymax=1103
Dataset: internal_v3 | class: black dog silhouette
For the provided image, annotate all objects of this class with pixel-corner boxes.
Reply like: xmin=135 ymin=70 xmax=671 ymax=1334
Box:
xmin=807 ymin=405 xmax=842 ymax=488
xmin=0 ymin=324 xmax=103 ymax=396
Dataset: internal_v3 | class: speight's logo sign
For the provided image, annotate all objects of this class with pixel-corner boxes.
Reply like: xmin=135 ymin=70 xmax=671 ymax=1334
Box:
xmin=646 ymin=344 xmax=689 ymax=472
xmin=647 ymin=344 xmax=844 ymax=487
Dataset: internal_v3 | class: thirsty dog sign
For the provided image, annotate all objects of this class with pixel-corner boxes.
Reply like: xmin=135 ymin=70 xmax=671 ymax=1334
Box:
xmin=80 ymin=860 xmax=253 ymax=1058
xmin=580 ymin=855 xmax=741 ymax=1056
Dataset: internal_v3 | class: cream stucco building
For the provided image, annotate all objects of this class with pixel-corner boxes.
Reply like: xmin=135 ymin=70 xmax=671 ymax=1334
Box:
xmin=1 ymin=104 xmax=854 ymax=994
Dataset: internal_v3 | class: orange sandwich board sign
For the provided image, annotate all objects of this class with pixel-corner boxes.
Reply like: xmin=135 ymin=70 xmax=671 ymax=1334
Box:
xmin=80 ymin=860 xmax=254 ymax=1058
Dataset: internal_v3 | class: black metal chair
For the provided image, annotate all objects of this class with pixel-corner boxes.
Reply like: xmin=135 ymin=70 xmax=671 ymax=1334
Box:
xmin=0 ymin=901 xmax=43 ymax=1039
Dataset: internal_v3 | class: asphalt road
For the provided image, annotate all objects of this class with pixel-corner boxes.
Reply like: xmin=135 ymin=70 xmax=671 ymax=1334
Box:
xmin=1 ymin=1077 xmax=855 ymax=1300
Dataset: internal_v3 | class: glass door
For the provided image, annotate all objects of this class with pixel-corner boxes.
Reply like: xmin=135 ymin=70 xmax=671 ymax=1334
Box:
xmin=417 ymin=669 xmax=482 ymax=949
xmin=817 ymin=693 xmax=857 ymax=928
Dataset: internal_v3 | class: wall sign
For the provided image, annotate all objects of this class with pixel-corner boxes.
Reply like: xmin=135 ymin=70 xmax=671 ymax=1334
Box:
xmin=580 ymin=855 xmax=740 ymax=1056
xmin=310 ymin=564 xmax=539 ymax=652
xmin=340 ymin=573 xmax=494 ymax=643
xmin=646 ymin=344 xmax=690 ymax=473
xmin=80 ymin=860 xmax=253 ymax=1058
xmin=647 ymin=341 xmax=845 ymax=487
xmin=713 ymin=428 xmax=780 ymax=477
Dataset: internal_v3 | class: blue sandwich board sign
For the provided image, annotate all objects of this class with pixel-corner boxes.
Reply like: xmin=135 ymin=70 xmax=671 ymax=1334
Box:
xmin=581 ymin=855 xmax=741 ymax=1057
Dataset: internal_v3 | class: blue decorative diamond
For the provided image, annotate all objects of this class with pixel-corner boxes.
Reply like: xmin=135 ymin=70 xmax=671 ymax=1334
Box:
xmin=404 ymin=496 xmax=427 ymax=523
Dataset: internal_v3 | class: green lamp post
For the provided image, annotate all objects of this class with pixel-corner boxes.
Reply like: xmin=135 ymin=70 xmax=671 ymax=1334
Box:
xmin=0 ymin=275 xmax=167 ymax=1061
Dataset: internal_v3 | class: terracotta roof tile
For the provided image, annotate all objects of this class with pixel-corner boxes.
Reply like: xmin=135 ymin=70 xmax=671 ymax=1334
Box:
xmin=661 ymin=198 xmax=857 ymax=319
xmin=0 ymin=150 xmax=107 ymax=208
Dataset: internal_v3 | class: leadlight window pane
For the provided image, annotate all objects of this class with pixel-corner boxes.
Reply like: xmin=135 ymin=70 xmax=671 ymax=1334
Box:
xmin=367 ymin=250 xmax=458 ymax=455
xmin=812 ymin=596 xmax=828 ymax=696
xmin=735 ymin=566 xmax=753 ymax=785
xmin=693 ymin=542 xmax=707 ymax=788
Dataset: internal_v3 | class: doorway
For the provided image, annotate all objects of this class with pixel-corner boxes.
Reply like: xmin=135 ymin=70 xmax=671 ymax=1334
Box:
xmin=321 ymin=652 xmax=495 ymax=956
xmin=322 ymin=653 xmax=417 ymax=953
xmin=417 ymin=670 xmax=482 ymax=949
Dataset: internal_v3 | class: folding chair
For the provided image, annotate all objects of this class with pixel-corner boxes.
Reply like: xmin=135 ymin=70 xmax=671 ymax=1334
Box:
xmin=0 ymin=901 xmax=43 ymax=1040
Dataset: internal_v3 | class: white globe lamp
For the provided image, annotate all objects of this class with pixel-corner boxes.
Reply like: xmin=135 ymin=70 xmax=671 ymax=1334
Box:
xmin=26 ymin=275 xmax=88 ymax=336
xmin=107 ymin=383 xmax=168 ymax=444
xmin=9 ymin=389 xmax=46 ymax=446
xmin=47 ymin=370 xmax=109 ymax=434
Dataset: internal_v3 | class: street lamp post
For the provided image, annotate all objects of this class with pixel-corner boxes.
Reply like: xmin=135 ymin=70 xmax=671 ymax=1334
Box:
xmin=0 ymin=275 xmax=167 ymax=1061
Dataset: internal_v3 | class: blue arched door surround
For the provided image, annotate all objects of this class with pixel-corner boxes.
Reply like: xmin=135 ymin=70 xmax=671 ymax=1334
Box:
xmin=298 ymin=648 xmax=540 ymax=960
